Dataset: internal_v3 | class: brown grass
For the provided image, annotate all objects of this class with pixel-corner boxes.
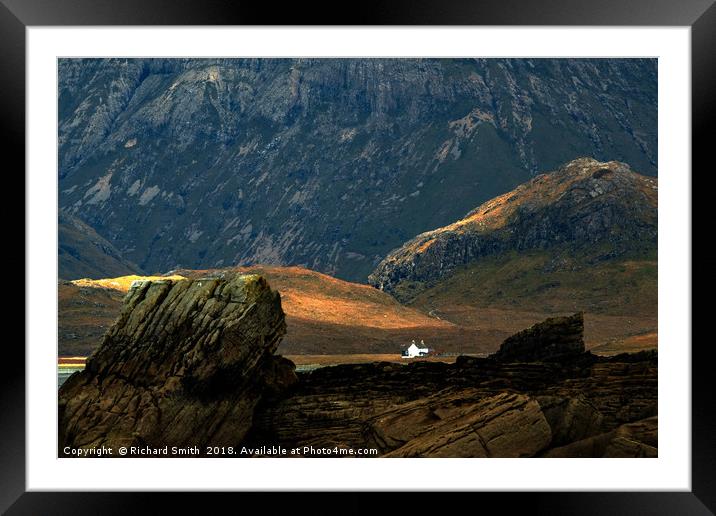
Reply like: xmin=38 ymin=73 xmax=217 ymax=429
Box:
xmin=60 ymin=266 xmax=459 ymax=357
xmin=420 ymin=304 xmax=657 ymax=352
xmin=284 ymin=354 xmax=461 ymax=366
xmin=177 ymin=265 xmax=453 ymax=331
xmin=59 ymin=263 xmax=657 ymax=358
xmin=589 ymin=332 xmax=658 ymax=356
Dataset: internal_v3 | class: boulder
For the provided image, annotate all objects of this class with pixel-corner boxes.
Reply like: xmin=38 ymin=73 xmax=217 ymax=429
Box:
xmin=489 ymin=312 xmax=585 ymax=362
xmin=58 ymin=273 xmax=293 ymax=455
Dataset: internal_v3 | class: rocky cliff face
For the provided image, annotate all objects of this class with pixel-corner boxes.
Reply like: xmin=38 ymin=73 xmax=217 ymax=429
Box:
xmin=59 ymin=58 xmax=657 ymax=281
xmin=368 ymin=158 xmax=657 ymax=299
xmin=58 ymin=273 xmax=294 ymax=453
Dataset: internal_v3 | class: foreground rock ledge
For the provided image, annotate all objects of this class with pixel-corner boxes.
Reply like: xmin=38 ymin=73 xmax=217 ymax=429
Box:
xmin=58 ymin=273 xmax=295 ymax=455
xmin=248 ymin=312 xmax=656 ymax=458
xmin=59 ymin=281 xmax=657 ymax=458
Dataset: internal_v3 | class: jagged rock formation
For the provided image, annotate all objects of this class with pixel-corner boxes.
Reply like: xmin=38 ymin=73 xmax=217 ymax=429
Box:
xmin=368 ymin=158 xmax=657 ymax=300
xmin=58 ymin=273 xmax=294 ymax=454
xmin=59 ymin=59 xmax=656 ymax=281
xmin=490 ymin=312 xmax=585 ymax=362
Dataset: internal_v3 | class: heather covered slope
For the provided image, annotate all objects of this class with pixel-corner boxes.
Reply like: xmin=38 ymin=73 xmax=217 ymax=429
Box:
xmin=403 ymin=252 xmax=658 ymax=354
xmin=58 ymin=261 xmax=656 ymax=358
xmin=59 ymin=274 xmax=185 ymax=356
xmin=174 ymin=266 xmax=475 ymax=354
xmin=58 ymin=58 xmax=657 ymax=281
xmin=58 ymin=266 xmax=482 ymax=357
xmin=368 ymin=158 xmax=658 ymax=354
xmin=59 ymin=159 xmax=659 ymax=358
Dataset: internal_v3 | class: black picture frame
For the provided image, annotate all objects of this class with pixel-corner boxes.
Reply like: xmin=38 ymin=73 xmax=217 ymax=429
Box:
xmin=2 ymin=0 xmax=713 ymax=513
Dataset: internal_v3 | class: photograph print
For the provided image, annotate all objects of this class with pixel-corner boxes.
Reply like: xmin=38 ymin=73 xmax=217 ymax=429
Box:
xmin=57 ymin=58 xmax=658 ymax=458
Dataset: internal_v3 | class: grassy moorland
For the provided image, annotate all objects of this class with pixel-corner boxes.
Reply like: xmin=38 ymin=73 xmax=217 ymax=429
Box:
xmin=59 ymin=266 xmax=489 ymax=358
xmin=59 ymin=256 xmax=656 ymax=362
xmin=404 ymin=250 xmax=657 ymax=354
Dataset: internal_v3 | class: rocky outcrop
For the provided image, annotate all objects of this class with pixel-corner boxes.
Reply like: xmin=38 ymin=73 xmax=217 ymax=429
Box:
xmin=59 ymin=283 xmax=656 ymax=458
xmin=542 ymin=358 xmax=657 ymax=430
xmin=368 ymin=158 xmax=658 ymax=300
xmin=247 ymin=314 xmax=655 ymax=457
xmin=58 ymin=273 xmax=294 ymax=455
xmin=248 ymin=351 xmax=656 ymax=457
xmin=535 ymin=394 xmax=604 ymax=447
xmin=489 ymin=312 xmax=585 ymax=362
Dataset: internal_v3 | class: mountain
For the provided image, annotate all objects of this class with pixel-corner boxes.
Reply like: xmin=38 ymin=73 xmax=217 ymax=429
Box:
xmin=369 ymin=157 xmax=657 ymax=299
xmin=58 ymin=58 xmax=657 ymax=282
xmin=58 ymin=266 xmax=484 ymax=357
xmin=59 ymin=212 xmax=143 ymax=280
xmin=368 ymin=158 xmax=658 ymax=354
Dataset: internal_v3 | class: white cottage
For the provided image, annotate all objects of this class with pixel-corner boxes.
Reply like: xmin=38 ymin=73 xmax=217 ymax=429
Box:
xmin=402 ymin=339 xmax=429 ymax=358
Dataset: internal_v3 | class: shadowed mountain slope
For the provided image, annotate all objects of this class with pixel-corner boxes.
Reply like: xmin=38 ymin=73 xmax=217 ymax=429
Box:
xmin=59 ymin=212 xmax=143 ymax=280
xmin=59 ymin=59 xmax=657 ymax=281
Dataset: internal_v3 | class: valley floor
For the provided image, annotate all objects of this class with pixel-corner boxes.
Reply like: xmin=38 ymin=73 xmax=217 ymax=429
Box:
xmin=58 ymin=262 xmax=657 ymax=359
xmin=412 ymin=305 xmax=657 ymax=356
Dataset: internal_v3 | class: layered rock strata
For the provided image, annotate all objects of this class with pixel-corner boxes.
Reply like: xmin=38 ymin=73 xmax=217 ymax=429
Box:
xmin=247 ymin=319 xmax=656 ymax=457
xmin=58 ymin=273 xmax=294 ymax=454
xmin=59 ymin=278 xmax=656 ymax=458
xmin=248 ymin=351 xmax=656 ymax=457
